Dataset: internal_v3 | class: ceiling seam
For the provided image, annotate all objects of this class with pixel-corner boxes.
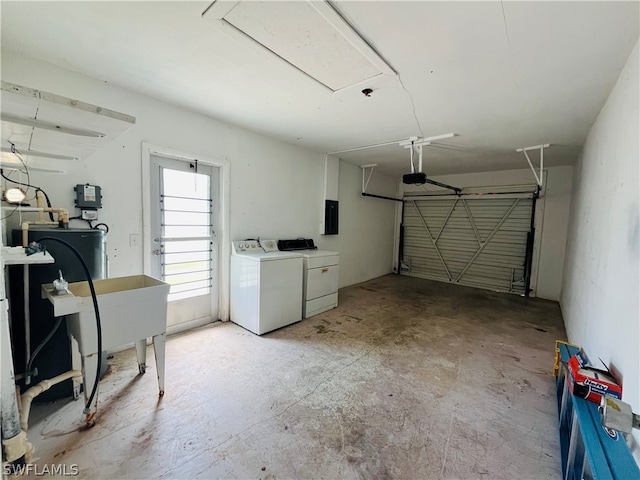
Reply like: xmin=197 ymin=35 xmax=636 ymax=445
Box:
xmin=500 ymin=1 xmax=520 ymax=89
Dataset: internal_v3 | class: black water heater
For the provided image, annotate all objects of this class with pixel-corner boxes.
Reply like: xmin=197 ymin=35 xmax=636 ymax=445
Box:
xmin=9 ymin=227 xmax=107 ymax=401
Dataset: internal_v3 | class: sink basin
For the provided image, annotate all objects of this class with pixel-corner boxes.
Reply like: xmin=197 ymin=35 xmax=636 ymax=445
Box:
xmin=43 ymin=274 xmax=169 ymax=354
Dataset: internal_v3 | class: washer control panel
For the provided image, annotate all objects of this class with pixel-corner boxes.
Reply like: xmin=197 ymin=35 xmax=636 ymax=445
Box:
xmin=232 ymin=240 xmax=264 ymax=254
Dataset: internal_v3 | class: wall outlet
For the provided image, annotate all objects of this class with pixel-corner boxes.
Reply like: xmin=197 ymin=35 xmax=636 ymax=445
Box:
xmin=129 ymin=234 xmax=140 ymax=247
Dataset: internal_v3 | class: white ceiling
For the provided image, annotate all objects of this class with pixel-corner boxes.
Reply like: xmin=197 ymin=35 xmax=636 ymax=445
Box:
xmin=1 ymin=1 xmax=638 ymax=178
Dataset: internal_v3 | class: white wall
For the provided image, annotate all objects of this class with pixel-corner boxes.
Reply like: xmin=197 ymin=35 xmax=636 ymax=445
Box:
xmin=400 ymin=166 xmax=574 ymax=301
xmin=1 ymin=51 xmax=398 ymax=314
xmin=319 ymin=162 xmax=397 ymax=288
xmin=561 ymin=39 xmax=639 ymax=450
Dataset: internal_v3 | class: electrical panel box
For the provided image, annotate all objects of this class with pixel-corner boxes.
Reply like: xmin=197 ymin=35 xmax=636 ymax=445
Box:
xmin=324 ymin=200 xmax=339 ymax=235
xmin=74 ymin=184 xmax=102 ymax=210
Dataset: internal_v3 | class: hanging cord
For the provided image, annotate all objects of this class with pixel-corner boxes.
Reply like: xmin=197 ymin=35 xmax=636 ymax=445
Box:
xmin=3 ymin=142 xmax=31 ymax=183
xmin=69 ymin=216 xmax=93 ymax=229
xmin=36 ymin=237 xmax=102 ymax=413
xmin=26 ymin=316 xmax=63 ymax=375
xmin=2 ymin=143 xmax=32 ymax=222
xmin=5 ymin=142 xmax=29 ymax=174
xmin=68 ymin=216 xmax=109 ymax=233
xmin=93 ymin=223 xmax=109 ymax=233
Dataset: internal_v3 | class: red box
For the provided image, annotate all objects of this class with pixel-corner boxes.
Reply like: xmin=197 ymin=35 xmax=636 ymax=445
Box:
xmin=567 ymin=352 xmax=622 ymax=404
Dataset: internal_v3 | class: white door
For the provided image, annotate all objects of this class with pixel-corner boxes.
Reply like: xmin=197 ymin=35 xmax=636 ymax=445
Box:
xmin=150 ymin=154 xmax=219 ymax=331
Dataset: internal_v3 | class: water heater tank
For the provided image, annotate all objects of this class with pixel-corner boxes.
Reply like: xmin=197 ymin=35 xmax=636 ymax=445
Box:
xmin=9 ymin=227 xmax=107 ymax=401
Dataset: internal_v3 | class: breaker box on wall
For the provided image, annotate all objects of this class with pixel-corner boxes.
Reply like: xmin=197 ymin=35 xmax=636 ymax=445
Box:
xmin=324 ymin=200 xmax=339 ymax=235
xmin=321 ymin=155 xmax=339 ymax=235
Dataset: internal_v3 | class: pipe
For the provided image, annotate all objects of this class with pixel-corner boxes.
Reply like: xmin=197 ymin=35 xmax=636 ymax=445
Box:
xmin=1 ymin=297 xmax=22 ymax=447
xmin=327 ymin=138 xmax=407 ymax=155
xmin=523 ymin=187 xmax=540 ymax=296
xmin=424 ymin=178 xmax=461 ymax=194
xmin=20 ymin=210 xmax=70 ymax=247
xmin=362 ymin=192 xmax=404 ymax=202
xmin=1 ymin=431 xmax=32 ymax=465
xmin=23 ymin=264 xmax=31 ymax=385
xmin=35 ymin=190 xmax=44 ymax=223
xmin=404 ymin=190 xmax=536 ymax=198
xmin=20 ymin=370 xmax=83 ymax=432
xmin=1 ymin=207 xmax=48 ymax=212
xmin=398 ymin=201 xmax=405 ymax=274
xmin=22 ymin=222 xmax=28 ymax=248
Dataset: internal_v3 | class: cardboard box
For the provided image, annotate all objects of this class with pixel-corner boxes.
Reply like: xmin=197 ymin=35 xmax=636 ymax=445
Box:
xmin=567 ymin=351 xmax=622 ymax=404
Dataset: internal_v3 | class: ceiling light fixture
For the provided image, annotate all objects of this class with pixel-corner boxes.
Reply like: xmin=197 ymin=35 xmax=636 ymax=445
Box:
xmin=3 ymin=187 xmax=27 ymax=204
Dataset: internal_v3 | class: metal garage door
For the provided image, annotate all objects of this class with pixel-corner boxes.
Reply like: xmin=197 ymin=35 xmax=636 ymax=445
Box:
xmin=401 ymin=194 xmax=535 ymax=294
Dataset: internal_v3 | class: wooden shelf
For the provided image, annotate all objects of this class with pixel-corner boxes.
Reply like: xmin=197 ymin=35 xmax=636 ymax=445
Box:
xmin=1 ymin=246 xmax=54 ymax=265
xmin=1 ymin=81 xmax=135 ymax=173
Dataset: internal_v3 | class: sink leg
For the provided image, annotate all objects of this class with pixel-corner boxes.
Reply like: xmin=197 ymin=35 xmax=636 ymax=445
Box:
xmin=81 ymin=353 xmax=99 ymax=426
xmin=135 ymin=339 xmax=147 ymax=374
xmin=70 ymin=336 xmax=82 ymax=400
xmin=152 ymin=333 xmax=166 ymax=396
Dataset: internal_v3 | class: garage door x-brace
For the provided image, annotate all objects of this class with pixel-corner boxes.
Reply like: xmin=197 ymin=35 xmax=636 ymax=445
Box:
xmin=411 ymin=198 xmax=521 ymax=282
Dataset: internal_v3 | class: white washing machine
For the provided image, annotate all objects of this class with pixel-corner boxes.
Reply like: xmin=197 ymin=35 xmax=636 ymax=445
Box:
xmin=300 ymin=250 xmax=339 ymax=318
xmin=230 ymin=240 xmax=303 ymax=335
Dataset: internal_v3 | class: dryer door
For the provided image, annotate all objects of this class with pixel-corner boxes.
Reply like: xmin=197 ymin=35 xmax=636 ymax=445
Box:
xmin=305 ymin=264 xmax=339 ymax=301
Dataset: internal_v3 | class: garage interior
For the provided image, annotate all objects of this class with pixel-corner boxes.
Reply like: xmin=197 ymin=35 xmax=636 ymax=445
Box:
xmin=0 ymin=1 xmax=638 ymax=479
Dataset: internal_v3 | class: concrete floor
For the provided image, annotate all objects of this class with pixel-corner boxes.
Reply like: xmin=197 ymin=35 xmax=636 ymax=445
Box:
xmin=27 ymin=274 xmax=566 ymax=479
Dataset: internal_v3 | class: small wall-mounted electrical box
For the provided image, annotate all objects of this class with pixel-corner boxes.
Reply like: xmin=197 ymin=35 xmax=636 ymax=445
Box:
xmin=74 ymin=184 xmax=102 ymax=210
xmin=74 ymin=184 xmax=102 ymax=220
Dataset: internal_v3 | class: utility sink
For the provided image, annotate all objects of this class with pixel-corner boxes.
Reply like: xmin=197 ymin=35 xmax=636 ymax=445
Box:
xmin=42 ymin=274 xmax=170 ymax=424
xmin=43 ymin=274 xmax=169 ymax=354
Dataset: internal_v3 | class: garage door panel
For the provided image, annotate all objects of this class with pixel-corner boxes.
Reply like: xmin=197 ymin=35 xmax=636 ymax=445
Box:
xmin=402 ymin=196 xmax=534 ymax=294
xmin=439 ymin=257 xmax=474 ymax=271
xmin=463 ymin=276 xmax=521 ymax=293
xmin=483 ymin=235 xmax=528 ymax=246
xmin=403 ymin=242 xmax=439 ymax=254
xmin=437 ymin=239 xmax=480 ymax=251
xmin=484 ymin=237 xmax=527 ymax=247
xmin=407 ymin=258 xmax=449 ymax=277
xmin=403 ymin=247 xmax=438 ymax=259
xmin=468 ymin=216 xmax=529 ymax=224
xmin=466 ymin=266 xmax=522 ymax=283
xmin=409 ymin=271 xmax=451 ymax=283
xmin=475 ymin=217 xmax=530 ymax=228
xmin=480 ymin=247 xmax=526 ymax=259
xmin=474 ymin=254 xmax=525 ymax=269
